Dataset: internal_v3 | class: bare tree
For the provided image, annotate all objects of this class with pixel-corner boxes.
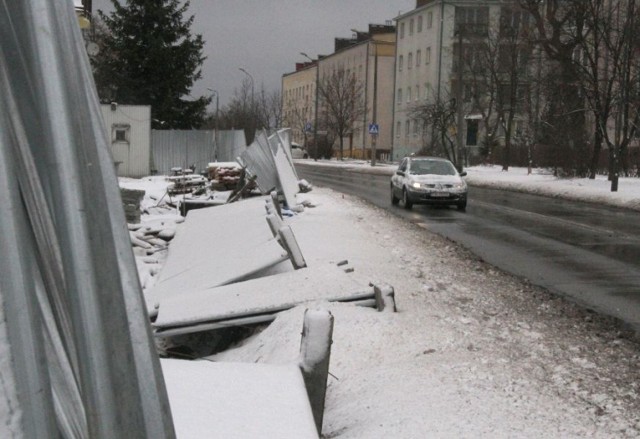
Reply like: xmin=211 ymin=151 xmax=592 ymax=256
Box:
xmin=520 ymin=0 xmax=591 ymax=176
xmin=255 ymin=86 xmax=282 ymax=131
xmin=409 ymin=88 xmax=458 ymax=163
xmin=282 ymin=94 xmax=310 ymax=146
xmin=523 ymin=0 xmax=640 ymax=188
xmin=584 ymin=0 xmax=640 ymax=190
xmin=217 ymin=78 xmax=255 ymax=144
xmin=460 ymin=3 xmax=534 ymax=171
xmin=317 ymin=68 xmax=366 ymax=160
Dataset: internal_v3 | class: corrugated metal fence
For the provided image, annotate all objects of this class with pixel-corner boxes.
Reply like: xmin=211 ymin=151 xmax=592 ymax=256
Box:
xmin=151 ymin=129 xmax=247 ymax=175
xmin=216 ymin=129 xmax=247 ymax=162
xmin=151 ymin=130 xmax=215 ymax=175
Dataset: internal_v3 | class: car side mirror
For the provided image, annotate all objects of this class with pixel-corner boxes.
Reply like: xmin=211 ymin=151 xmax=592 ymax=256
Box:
xmin=459 ymin=171 xmax=467 ymax=177
xmin=396 ymin=170 xmax=405 ymax=176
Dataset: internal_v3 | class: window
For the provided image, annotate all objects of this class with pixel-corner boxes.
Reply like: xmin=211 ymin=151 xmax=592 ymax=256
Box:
xmin=396 ymin=121 xmax=401 ymax=138
xmin=413 ymin=120 xmax=419 ymax=136
xmin=416 ymin=50 xmax=421 ymax=67
xmin=398 ymin=55 xmax=404 ymax=71
xmin=418 ymin=15 xmax=423 ymax=32
xmin=500 ymin=6 xmax=531 ymax=36
xmin=425 ymin=47 xmax=431 ymax=64
xmin=408 ymin=53 xmax=413 ymax=69
xmin=397 ymin=88 xmax=403 ymax=104
xmin=405 ymin=120 xmax=410 ymax=137
xmin=424 ymin=83 xmax=429 ymax=100
xmin=455 ymin=6 xmax=489 ymax=35
xmin=415 ymin=85 xmax=420 ymax=101
xmin=112 ymin=124 xmax=130 ymax=143
xmin=463 ymin=84 xmax=473 ymax=102
xmin=409 ymin=19 xmax=414 ymax=36
xmin=400 ymin=22 xmax=405 ymax=38
xmin=467 ymin=120 xmax=479 ymax=146
xmin=427 ymin=11 xmax=433 ymax=29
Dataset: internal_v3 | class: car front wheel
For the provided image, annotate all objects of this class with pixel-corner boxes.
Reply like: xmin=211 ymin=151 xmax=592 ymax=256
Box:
xmin=403 ymin=189 xmax=413 ymax=209
xmin=457 ymin=200 xmax=467 ymax=211
xmin=391 ymin=185 xmax=400 ymax=205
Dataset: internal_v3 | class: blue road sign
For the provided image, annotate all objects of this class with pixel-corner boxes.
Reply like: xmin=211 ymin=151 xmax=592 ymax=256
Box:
xmin=304 ymin=122 xmax=312 ymax=133
xmin=368 ymin=123 xmax=379 ymax=135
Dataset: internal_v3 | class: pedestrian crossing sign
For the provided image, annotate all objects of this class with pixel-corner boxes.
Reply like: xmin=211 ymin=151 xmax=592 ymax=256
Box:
xmin=368 ymin=123 xmax=379 ymax=135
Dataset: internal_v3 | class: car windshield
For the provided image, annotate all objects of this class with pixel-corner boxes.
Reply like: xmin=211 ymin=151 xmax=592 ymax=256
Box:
xmin=410 ymin=160 xmax=456 ymax=176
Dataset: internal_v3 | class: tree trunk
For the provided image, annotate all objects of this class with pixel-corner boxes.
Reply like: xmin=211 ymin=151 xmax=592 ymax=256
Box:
xmin=589 ymin=126 xmax=602 ymax=179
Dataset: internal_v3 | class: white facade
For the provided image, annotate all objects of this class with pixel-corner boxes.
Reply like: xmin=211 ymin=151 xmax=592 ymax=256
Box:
xmin=283 ymin=27 xmax=396 ymax=159
xmin=393 ymin=0 xmax=502 ymax=160
xmin=317 ymin=33 xmax=396 ymax=158
xmin=282 ymin=64 xmax=317 ymax=146
xmin=101 ymin=104 xmax=151 ymax=177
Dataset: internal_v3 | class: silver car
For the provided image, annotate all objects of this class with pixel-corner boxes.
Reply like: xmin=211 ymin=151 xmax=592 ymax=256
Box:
xmin=390 ymin=156 xmax=468 ymax=211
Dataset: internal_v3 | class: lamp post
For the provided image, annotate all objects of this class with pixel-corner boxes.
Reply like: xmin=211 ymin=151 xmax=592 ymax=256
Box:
xmin=454 ymin=29 xmax=465 ymax=172
xmin=300 ymin=52 xmax=320 ymax=160
xmin=206 ymin=88 xmax=220 ymax=159
xmin=238 ymin=68 xmax=255 ymax=142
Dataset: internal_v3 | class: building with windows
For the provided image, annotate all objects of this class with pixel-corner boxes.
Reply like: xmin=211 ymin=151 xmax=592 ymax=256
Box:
xmin=282 ymin=62 xmax=318 ymax=147
xmin=393 ymin=0 xmax=505 ymax=161
xmin=283 ymin=24 xmax=396 ymax=159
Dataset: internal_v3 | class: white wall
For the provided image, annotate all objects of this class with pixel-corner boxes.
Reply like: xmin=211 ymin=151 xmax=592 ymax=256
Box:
xmin=101 ymin=104 xmax=151 ymax=177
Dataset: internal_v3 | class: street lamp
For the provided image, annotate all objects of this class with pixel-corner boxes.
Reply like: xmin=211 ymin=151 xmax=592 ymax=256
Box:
xmin=300 ymin=52 xmax=320 ymax=159
xmin=206 ymin=88 xmax=220 ymax=159
xmin=454 ymin=29 xmax=465 ymax=172
xmin=238 ymin=67 xmax=255 ymax=142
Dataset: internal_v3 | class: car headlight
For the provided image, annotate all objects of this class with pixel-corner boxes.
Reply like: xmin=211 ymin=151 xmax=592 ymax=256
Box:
xmin=452 ymin=182 xmax=466 ymax=190
xmin=412 ymin=182 xmax=421 ymax=189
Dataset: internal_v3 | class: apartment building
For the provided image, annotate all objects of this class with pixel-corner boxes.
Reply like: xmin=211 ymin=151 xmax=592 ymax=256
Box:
xmin=283 ymin=24 xmax=396 ymax=159
xmin=393 ymin=0 xmax=504 ymax=160
xmin=282 ymin=62 xmax=318 ymax=146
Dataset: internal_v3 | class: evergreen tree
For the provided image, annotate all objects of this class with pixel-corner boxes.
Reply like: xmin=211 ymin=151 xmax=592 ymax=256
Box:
xmin=93 ymin=0 xmax=210 ymax=129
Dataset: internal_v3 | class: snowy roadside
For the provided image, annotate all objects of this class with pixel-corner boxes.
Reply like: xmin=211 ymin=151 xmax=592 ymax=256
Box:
xmin=120 ymin=165 xmax=640 ymax=438
xmin=208 ymin=187 xmax=640 ymax=438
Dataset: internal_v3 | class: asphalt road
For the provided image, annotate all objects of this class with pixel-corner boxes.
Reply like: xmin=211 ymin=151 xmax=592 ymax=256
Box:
xmin=296 ymin=162 xmax=640 ymax=332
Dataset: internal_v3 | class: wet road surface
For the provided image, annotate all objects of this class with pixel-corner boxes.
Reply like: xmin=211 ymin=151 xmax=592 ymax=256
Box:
xmin=296 ymin=163 xmax=640 ymax=332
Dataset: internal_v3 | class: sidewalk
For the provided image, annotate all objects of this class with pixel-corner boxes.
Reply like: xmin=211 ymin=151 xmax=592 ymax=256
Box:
xmin=209 ymin=186 xmax=640 ymax=438
xmin=124 ymin=165 xmax=640 ymax=437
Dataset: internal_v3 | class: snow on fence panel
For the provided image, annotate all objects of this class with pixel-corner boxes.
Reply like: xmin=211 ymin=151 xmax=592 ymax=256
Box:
xmin=144 ymin=196 xmax=293 ymax=315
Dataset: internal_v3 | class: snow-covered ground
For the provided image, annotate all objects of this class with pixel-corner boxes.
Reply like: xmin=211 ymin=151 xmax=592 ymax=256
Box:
xmin=126 ymin=164 xmax=640 ymax=438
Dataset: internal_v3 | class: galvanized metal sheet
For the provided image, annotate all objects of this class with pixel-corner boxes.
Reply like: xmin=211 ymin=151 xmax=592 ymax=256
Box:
xmin=240 ymin=130 xmax=280 ymax=193
xmin=0 ymin=0 xmax=175 ymax=437
xmin=216 ymin=129 xmax=246 ymax=162
xmin=151 ymin=129 xmax=215 ymax=175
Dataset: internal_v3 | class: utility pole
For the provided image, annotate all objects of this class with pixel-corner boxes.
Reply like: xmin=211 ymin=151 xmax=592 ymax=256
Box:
xmin=371 ymin=41 xmax=378 ymax=167
xmin=207 ymin=88 xmax=220 ymax=159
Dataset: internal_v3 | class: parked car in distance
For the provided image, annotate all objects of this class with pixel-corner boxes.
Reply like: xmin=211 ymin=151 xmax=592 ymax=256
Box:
xmin=390 ymin=156 xmax=468 ymax=211
xmin=290 ymin=142 xmax=309 ymax=159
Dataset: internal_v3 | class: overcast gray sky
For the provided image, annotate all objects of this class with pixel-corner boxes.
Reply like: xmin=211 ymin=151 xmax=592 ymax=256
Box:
xmin=92 ymin=0 xmax=415 ymax=110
